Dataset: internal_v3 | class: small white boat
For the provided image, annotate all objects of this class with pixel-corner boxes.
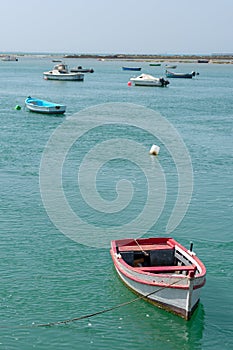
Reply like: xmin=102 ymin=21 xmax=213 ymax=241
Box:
xmin=165 ymin=64 xmax=177 ymax=69
xmin=1 ymin=55 xmax=18 ymax=61
xmin=130 ymin=73 xmax=169 ymax=87
xmin=43 ymin=64 xmax=84 ymax=81
xmin=110 ymin=237 xmax=206 ymax=320
xmin=25 ymin=97 xmax=66 ymax=114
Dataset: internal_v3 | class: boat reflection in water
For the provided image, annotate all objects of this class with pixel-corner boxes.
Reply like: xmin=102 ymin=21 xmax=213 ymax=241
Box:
xmin=146 ymin=303 xmax=205 ymax=349
xmin=115 ymin=289 xmax=205 ymax=349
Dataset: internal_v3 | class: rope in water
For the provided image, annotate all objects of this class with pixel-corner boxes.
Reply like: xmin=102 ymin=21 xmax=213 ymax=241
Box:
xmin=36 ymin=278 xmax=185 ymax=327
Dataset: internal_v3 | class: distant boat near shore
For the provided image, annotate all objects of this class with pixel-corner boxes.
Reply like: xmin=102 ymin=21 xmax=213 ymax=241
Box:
xmin=149 ymin=63 xmax=161 ymax=66
xmin=165 ymin=64 xmax=177 ymax=69
xmin=70 ymin=65 xmax=94 ymax=73
xmin=122 ymin=66 xmax=141 ymax=71
xmin=1 ymin=55 xmax=18 ymax=61
xmin=197 ymin=59 xmax=209 ymax=63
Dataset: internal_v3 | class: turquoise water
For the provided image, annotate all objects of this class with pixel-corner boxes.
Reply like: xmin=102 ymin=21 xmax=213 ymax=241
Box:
xmin=1 ymin=57 xmax=233 ymax=349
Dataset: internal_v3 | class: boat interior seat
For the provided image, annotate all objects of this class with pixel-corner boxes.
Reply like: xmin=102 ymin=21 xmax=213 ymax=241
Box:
xmin=149 ymin=249 xmax=175 ymax=266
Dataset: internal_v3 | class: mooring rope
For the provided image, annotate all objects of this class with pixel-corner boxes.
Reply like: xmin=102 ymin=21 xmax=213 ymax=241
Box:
xmin=134 ymin=239 xmax=149 ymax=256
xmin=36 ymin=278 xmax=185 ymax=327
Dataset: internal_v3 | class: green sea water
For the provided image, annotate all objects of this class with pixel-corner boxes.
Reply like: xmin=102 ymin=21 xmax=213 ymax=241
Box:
xmin=0 ymin=56 xmax=232 ymax=349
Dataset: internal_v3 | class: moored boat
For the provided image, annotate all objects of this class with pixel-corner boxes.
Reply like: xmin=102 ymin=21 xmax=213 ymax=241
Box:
xmin=130 ymin=73 xmax=169 ymax=87
xmin=1 ymin=55 xmax=18 ymax=61
xmin=25 ymin=96 xmax=66 ymax=114
xmin=165 ymin=64 xmax=177 ymax=69
xmin=122 ymin=66 xmax=141 ymax=71
xmin=165 ymin=70 xmax=197 ymax=79
xmin=43 ymin=64 xmax=84 ymax=81
xmin=149 ymin=63 xmax=161 ymax=66
xmin=110 ymin=237 xmax=206 ymax=320
xmin=70 ymin=65 xmax=94 ymax=73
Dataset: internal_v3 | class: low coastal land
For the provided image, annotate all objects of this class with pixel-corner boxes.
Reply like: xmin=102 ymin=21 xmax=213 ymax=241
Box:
xmin=63 ymin=53 xmax=233 ymax=63
xmin=1 ymin=53 xmax=233 ymax=64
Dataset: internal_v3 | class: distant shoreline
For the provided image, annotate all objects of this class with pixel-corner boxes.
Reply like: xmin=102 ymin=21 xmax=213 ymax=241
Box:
xmin=63 ymin=53 xmax=233 ymax=61
xmin=1 ymin=53 xmax=233 ymax=63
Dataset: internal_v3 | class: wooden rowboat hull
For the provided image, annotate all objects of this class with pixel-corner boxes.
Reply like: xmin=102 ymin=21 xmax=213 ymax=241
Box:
xmin=113 ymin=260 xmax=202 ymax=320
xmin=110 ymin=237 xmax=206 ymax=320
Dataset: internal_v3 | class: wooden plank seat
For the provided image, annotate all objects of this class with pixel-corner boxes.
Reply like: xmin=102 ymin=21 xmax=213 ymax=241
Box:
xmin=134 ymin=265 xmax=196 ymax=273
xmin=118 ymin=244 xmax=173 ymax=252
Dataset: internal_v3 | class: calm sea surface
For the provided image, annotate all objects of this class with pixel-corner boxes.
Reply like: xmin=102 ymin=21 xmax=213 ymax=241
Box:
xmin=0 ymin=56 xmax=233 ymax=349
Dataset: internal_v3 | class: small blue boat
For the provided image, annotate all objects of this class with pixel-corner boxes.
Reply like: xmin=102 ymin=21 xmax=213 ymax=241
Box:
xmin=122 ymin=66 xmax=141 ymax=71
xmin=165 ymin=70 xmax=197 ymax=79
xmin=25 ymin=97 xmax=66 ymax=114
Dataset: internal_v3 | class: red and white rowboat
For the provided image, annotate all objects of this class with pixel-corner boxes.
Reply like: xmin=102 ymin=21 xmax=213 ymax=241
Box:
xmin=110 ymin=237 xmax=206 ymax=320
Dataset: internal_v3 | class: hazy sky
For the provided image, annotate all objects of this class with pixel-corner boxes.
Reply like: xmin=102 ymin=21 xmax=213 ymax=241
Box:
xmin=1 ymin=0 xmax=232 ymax=54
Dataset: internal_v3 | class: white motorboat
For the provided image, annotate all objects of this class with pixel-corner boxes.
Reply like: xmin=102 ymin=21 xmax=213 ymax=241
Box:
xmin=1 ymin=55 xmax=18 ymax=61
xmin=43 ymin=64 xmax=84 ymax=81
xmin=130 ymin=74 xmax=169 ymax=87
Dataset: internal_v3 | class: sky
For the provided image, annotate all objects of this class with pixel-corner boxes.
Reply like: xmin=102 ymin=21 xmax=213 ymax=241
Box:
xmin=1 ymin=0 xmax=233 ymax=54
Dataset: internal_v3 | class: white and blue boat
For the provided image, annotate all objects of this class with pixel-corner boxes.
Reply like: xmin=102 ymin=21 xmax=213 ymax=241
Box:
xmin=165 ymin=70 xmax=197 ymax=79
xmin=25 ymin=97 xmax=66 ymax=114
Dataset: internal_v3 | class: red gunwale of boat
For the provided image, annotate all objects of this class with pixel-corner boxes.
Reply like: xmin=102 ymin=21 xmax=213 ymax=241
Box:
xmin=110 ymin=237 xmax=206 ymax=289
